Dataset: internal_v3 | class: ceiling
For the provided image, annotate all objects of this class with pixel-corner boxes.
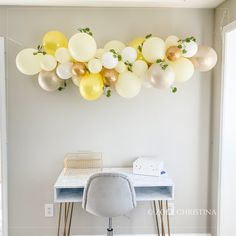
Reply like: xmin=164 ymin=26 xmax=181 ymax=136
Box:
xmin=0 ymin=0 xmax=226 ymax=8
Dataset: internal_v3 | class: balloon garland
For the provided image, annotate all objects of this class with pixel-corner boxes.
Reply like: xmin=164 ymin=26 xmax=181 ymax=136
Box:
xmin=16 ymin=28 xmax=217 ymax=101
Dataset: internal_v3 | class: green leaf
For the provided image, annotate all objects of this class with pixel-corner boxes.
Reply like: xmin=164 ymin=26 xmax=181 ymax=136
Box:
xmin=138 ymin=45 xmax=142 ymax=52
xmin=172 ymin=87 xmax=177 ymax=93
xmin=177 ymin=45 xmax=182 ymax=49
xmin=156 ymin=59 xmax=163 ymax=63
xmin=106 ymin=89 xmax=111 ymax=97
xmin=118 ymin=55 xmax=122 ymax=61
xmin=182 ymin=49 xmax=187 ymax=54
xmin=145 ymin=34 xmax=152 ymax=39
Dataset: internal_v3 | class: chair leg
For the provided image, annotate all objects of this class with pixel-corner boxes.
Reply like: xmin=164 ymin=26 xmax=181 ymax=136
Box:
xmin=107 ymin=217 xmax=113 ymax=236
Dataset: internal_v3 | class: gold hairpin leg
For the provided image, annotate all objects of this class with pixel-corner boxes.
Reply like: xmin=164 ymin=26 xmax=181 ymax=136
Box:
xmin=57 ymin=203 xmax=62 ymax=236
xmin=166 ymin=200 xmax=171 ymax=236
xmin=68 ymin=203 xmax=74 ymax=236
xmin=158 ymin=201 xmax=165 ymax=236
xmin=153 ymin=201 xmax=160 ymax=236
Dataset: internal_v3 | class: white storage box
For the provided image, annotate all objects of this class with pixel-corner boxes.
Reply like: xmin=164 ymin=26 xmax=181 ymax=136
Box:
xmin=133 ymin=157 xmax=165 ymax=177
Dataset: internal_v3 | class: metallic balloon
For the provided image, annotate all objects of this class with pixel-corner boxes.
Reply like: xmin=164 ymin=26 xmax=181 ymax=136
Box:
xmin=101 ymin=68 xmax=119 ymax=87
xmin=38 ymin=70 xmax=63 ymax=92
xmin=166 ymin=46 xmax=182 ymax=61
xmin=190 ymin=45 xmax=217 ymax=72
xmin=72 ymin=62 xmax=87 ymax=76
xmin=147 ymin=63 xmax=175 ymax=89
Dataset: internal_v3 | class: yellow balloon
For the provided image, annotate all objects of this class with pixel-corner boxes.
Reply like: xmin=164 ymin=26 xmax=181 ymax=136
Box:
xmin=79 ymin=73 xmax=104 ymax=101
xmin=129 ymin=37 xmax=145 ymax=60
xmin=142 ymin=37 xmax=165 ymax=63
xmin=169 ymin=58 xmax=194 ymax=82
xmin=42 ymin=31 xmax=68 ymax=55
xmin=16 ymin=48 xmax=43 ymax=75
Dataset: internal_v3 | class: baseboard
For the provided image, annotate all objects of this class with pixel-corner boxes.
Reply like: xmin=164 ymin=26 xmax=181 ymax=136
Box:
xmin=72 ymin=234 xmax=211 ymax=236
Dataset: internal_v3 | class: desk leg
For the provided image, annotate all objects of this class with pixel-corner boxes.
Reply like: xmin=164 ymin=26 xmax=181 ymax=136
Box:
xmin=68 ymin=203 xmax=74 ymax=236
xmin=166 ymin=200 xmax=170 ymax=236
xmin=57 ymin=203 xmax=62 ymax=236
xmin=158 ymin=201 xmax=165 ymax=236
xmin=153 ymin=201 xmax=160 ymax=236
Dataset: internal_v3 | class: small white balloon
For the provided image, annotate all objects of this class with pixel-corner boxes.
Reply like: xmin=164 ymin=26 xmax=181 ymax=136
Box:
xmin=182 ymin=41 xmax=198 ymax=58
xmin=132 ymin=60 xmax=148 ymax=77
xmin=102 ymin=52 xmax=118 ymax=69
xmin=88 ymin=58 xmax=102 ymax=73
xmin=72 ymin=75 xmax=81 ymax=87
xmin=104 ymin=40 xmax=126 ymax=53
xmin=121 ymin=47 xmax=137 ymax=63
xmin=165 ymin=35 xmax=179 ymax=49
xmin=95 ymin=48 xmax=105 ymax=59
xmin=115 ymin=61 xmax=127 ymax=73
xmin=56 ymin=62 xmax=73 ymax=80
xmin=40 ymin=54 xmax=57 ymax=71
xmin=55 ymin=47 xmax=71 ymax=64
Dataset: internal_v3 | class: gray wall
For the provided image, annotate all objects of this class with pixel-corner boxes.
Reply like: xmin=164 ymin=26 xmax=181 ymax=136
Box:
xmin=0 ymin=7 xmax=214 ymax=236
xmin=211 ymin=1 xmax=236 ymax=236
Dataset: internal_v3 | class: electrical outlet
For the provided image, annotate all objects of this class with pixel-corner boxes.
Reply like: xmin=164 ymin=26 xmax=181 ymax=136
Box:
xmin=167 ymin=202 xmax=175 ymax=216
xmin=45 ymin=204 xmax=54 ymax=217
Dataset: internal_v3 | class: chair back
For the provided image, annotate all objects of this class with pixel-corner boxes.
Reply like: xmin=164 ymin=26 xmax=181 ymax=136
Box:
xmin=82 ymin=173 xmax=136 ymax=217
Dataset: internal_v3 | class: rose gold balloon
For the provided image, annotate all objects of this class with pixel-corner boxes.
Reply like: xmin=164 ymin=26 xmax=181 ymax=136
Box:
xmin=101 ymin=69 xmax=118 ymax=87
xmin=190 ymin=45 xmax=217 ymax=72
xmin=72 ymin=62 xmax=87 ymax=76
xmin=166 ymin=46 xmax=182 ymax=61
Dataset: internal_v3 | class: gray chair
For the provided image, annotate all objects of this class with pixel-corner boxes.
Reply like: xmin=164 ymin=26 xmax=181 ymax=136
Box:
xmin=82 ymin=173 xmax=137 ymax=236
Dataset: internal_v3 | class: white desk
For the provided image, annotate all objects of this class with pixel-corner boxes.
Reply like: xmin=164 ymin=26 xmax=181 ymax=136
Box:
xmin=54 ymin=167 xmax=174 ymax=203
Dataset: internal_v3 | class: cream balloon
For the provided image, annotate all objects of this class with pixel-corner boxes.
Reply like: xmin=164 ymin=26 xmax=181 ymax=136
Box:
xmin=56 ymin=62 xmax=73 ymax=80
xmin=72 ymin=75 xmax=81 ymax=87
xmin=142 ymin=37 xmax=165 ymax=63
xmin=38 ymin=70 xmax=63 ymax=91
xmin=170 ymin=58 xmax=194 ymax=82
xmin=121 ymin=47 xmax=137 ymax=63
xmin=190 ymin=45 xmax=217 ymax=72
xmin=16 ymin=48 xmax=43 ymax=75
xmin=141 ymin=72 xmax=153 ymax=88
xmin=88 ymin=58 xmax=102 ymax=73
xmin=68 ymin=33 xmax=97 ymax=62
xmin=165 ymin=35 xmax=179 ymax=49
xmin=55 ymin=47 xmax=71 ymax=64
xmin=104 ymin=40 xmax=126 ymax=53
xmin=102 ymin=52 xmax=118 ymax=69
xmin=182 ymin=41 xmax=198 ymax=58
xmin=132 ymin=60 xmax=148 ymax=77
xmin=148 ymin=63 xmax=175 ymax=89
xmin=40 ymin=54 xmax=57 ymax=71
xmin=115 ymin=71 xmax=141 ymax=98
xmin=95 ymin=48 xmax=105 ymax=59
xmin=115 ymin=61 xmax=127 ymax=73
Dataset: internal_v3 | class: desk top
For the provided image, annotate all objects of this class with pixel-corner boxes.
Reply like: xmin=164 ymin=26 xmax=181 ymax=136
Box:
xmin=54 ymin=167 xmax=174 ymax=188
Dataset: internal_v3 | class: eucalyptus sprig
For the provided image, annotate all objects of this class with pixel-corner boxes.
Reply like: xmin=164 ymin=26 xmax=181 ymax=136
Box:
xmin=78 ymin=27 xmax=93 ymax=36
xmin=110 ymin=49 xmax=122 ymax=61
xmin=104 ymin=85 xmax=112 ymax=98
xmin=33 ymin=45 xmax=46 ymax=56
xmin=156 ymin=59 xmax=169 ymax=70
xmin=124 ymin=61 xmax=133 ymax=72
xmin=138 ymin=33 xmax=152 ymax=53
xmin=177 ymin=36 xmax=197 ymax=54
xmin=58 ymin=81 xmax=67 ymax=91
xmin=171 ymin=86 xmax=177 ymax=93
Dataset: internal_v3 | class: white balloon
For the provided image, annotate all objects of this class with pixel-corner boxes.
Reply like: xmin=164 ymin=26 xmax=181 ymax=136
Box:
xmin=16 ymin=48 xmax=43 ymax=75
xmin=88 ymin=58 xmax=102 ymax=73
xmin=56 ymin=62 xmax=73 ymax=80
xmin=142 ymin=37 xmax=165 ymax=63
xmin=55 ymin=47 xmax=71 ymax=64
xmin=104 ymin=40 xmax=126 ymax=53
xmin=121 ymin=47 xmax=137 ymax=63
xmin=132 ymin=60 xmax=148 ymax=77
xmin=72 ymin=75 xmax=81 ymax=87
xmin=115 ymin=71 xmax=141 ymax=98
xmin=141 ymin=72 xmax=153 ymax=88
xmin=115 ymin=61 xmax=127 ymax=73
xmin=68 ymin=33 xmax=97 ymax=62
xmin=165 ymin=35 xmax=179 ymax=49
xmin=182 ymin=41 xmax=198 ymax=58
xmin=40 ymin=54 xmax=57 ymax=71
xmin=102 ymin=52 xmax=118 ymax=69
xmin=95 ymin=48 xmax=105 ymax=59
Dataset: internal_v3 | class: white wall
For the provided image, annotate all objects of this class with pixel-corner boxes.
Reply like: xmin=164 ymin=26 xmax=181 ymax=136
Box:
xmin=0 ymin=7 xmax=214 ymax=236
